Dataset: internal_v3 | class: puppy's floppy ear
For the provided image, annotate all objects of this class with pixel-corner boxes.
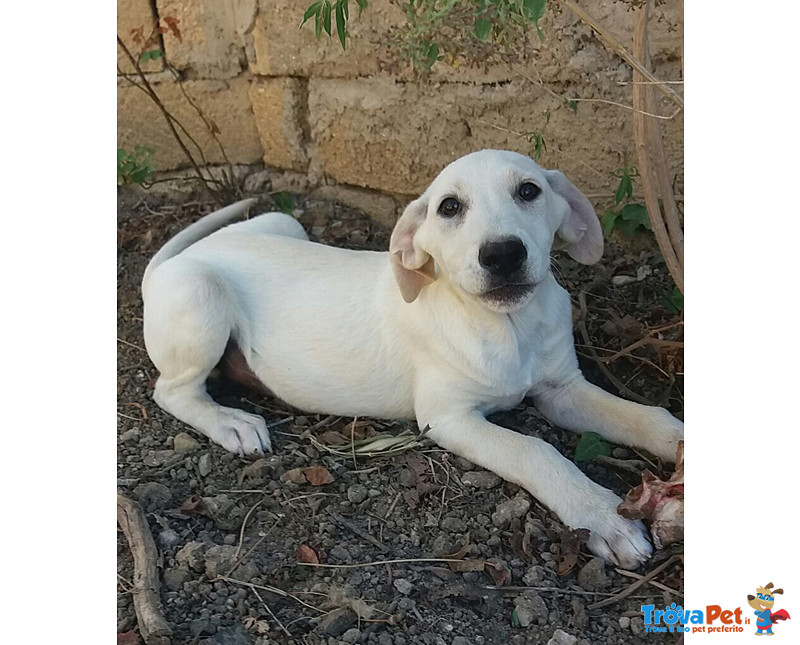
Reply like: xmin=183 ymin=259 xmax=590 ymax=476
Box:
xmin=390 ymin=197 xmax=435 ymax=303
xmin=546 ymin=169 xmax=604 ymax=265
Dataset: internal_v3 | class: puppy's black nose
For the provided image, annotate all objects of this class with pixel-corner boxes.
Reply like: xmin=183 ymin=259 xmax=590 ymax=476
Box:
xmin=478 ymin=237 xmax=527 ymax=277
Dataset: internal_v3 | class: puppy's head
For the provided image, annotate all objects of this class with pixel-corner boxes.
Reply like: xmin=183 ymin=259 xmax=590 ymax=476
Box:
xmin=390 ymin=150 xmax=603 ymax=311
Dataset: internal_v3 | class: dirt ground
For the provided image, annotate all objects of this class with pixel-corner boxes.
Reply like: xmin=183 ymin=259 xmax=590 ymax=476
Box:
xmin=117 ymin=187 xmax=684 ymax=645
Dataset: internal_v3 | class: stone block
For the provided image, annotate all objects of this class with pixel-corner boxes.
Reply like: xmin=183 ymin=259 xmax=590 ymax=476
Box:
xmin=117 ymin=75 xmax=263 ymax=171
xmin=117 ymin=0 xmax=163 ymax=74
xmin=249 ymin=77 xmax=308 ymax=171
xmin=155 ymin=0 xmax=257 ymax=78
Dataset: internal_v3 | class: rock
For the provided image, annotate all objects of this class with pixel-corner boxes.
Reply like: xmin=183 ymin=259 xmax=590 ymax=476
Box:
xmin=441 ymin=517 xmax=467 ymax=533
xmin=132 ymin=482 xmax=172 ymax=510
xmin=461 ymin=471 xmax=501 ymax=489
xmin=190 ymin=618 xmax=214 ymax=637
xmin=316 ymin=607 xmax=356 ymax=637
xmin=452 ymin=638 xmax=471 ymax=645
xmin=176 ymin=541 xmax=207 ymax=572
xmin=174 ymin=432 xmax=201 ymax=453
xmin=393 ymin=578 xmax=414 ymax=595
xmin=491 ymin=493 xmax=531 ymax=527
xmin=163 ymin=565 xmax=193 ymax=591
xmin=430 ymin=534 xmax=453 ymax=557
xmin=199 ymin=624 xmax=253 ymax=644
xmin=240 ymin=458 xmax=270 ymax=482
xmin=630 ymin=617 xmax=645 ymax=635
xmin=204 ymin=545 xmax=258 ymax=582
xmin=611 ymin=275 xmax=637 ymax=287
xmin=280 ymin=467 xmax=307 ymax=484
xmin=522 ymin=565 xmax=547 ymax=586
xmin=341 ymin=627 xmax=361 ymax=643
xmin=198 ymin=453 xmax=213 ymax=477
xmin=158 ymin=528 xmax=181 ymax=548
xmin=329 ymin=545 xmax=351 ymax=562
xmin=547 ymin=629 xmax=577 ymax=645
xmin=576 ymin=557 xmax=609 ymax=591
xmin=513 ymin=592 xmax=548 ymax=627
xmin=346 ymin=484 xmax=368 ymax=504
xmin=143 ymin=449 xmax=175 ymax=467
xmin=619 ymin=616 xmax=631 ymax=629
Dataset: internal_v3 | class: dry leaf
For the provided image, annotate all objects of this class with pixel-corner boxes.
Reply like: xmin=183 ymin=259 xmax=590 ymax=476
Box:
xmin=485 ymin=561 xmax=512 ymax=587
xmin=556 ymin=528 xmax=590 ymax=576
xmin=618 ymin=441 xmax=684 ymax=549
xmin=302 ymin=465 xmax=334 ymax=486
xmin=180 ymin=495 xmax=206 ymax=513
xmin=318 ymin=430 xmax=348 ymax=445
xmin=243 ymin=615 xmax=271 ymax=635
xmin=297 ymin=544 xmax=320 ymax=564
xmin=280 ymin=468 xmax=307 ymax=484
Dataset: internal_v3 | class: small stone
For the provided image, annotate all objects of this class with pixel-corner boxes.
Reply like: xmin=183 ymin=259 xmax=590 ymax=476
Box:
xmin=204 ymin=545 xmax=258 ymax=582
xmin=491 ymin=493 xmax=531 ymax=527
xmin=199 ymin=624 xmax=251 ymax=644
xmin=190 ymin=618 xmax=213 ymax=636
xmin=576 ymin=557 xmax=609 ymax=591
xmin=611 ymin=275 xmax=637 ymax=287
xmin=430 ymin=534 xmax=453 ymax=557
xmin=441 ymin=517 xmax=467 ymax=533
xmin=316 ymin=607 xmax=356 ymax=637
xmin=514 ymin=592 xmax=548 ymax=627
xmin=460 ymin=471 xmax=501 ymax=489
xmin=174 ymin=432 xmax=201 ymax=453
xmin=393 ymin=578 xmax=414 ymax=595
xmin=176 ymin=541 xmax=207 ymax=572
xmin=547 ymin=629 xmax=578 ymax=645
xmin=163 ymin=566 xmax=193 ymax=591
xmin=341 ymin=628 xmax=361 ymax=643
xmin=132 ymin=482 xmax=172 ymax=510
xmin=452 ymin=638 xmax=471 ymax=645
xmin=158 ymin=528 xmax=181 ymax=548
xmin=522 ymin=565 xmax=547 ymax=586
xmin=329 ymin=545 xmax=351 ymax=562
xmin=198 ymin=453 xmax=213 ymax=478
xmin=630 ymin=617 xmax=645 ymax=635
xmin=143 ymin=449 xmax=175 ymax=467
xmin=347 ymin=484 xmax=368 ymax=504
xmin=618 ymin=616 xmax=631 ymax=629
xmin=240 ymin=458 xmax=270 ymax=482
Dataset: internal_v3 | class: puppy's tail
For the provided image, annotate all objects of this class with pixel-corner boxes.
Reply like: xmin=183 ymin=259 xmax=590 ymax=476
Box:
xmin=142 ymin=198 xmax=257 ymax=285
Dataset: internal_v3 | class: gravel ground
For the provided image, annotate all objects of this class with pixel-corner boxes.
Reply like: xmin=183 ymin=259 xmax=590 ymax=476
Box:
xmin=117 ymin=188 xmax=684 ymax=645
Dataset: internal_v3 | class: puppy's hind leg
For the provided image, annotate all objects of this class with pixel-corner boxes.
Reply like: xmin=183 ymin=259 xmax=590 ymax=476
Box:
xmin=143 ymin=262 xmax=271 ymax=455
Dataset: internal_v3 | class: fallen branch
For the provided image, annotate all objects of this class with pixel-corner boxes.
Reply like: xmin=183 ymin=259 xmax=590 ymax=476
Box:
xmin=588 ymin=554 xmax=680 ymax=610
xmin=117 ymin=493 xmax=173 ymax=644
xmin=632 ymin=1 xmax=684 ymax=293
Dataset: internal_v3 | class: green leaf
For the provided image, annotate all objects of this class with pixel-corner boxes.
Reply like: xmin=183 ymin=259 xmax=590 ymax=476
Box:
xmin=615 ymin=218 xmax=643 ymax=237
xmin=301 ymin=1 xmax=323 ymax=26
xmin=273 ymin=192 xmax=295 ymax=215
xmin=356 ymin=0 xmax=368 ymax=16
xmin=615 ymin=174 xmax=632 ymax=205
xmin=619 ymin=203 xmax=651 ymax=230
xmin=139 ymin=49 xmax=163 ymax=63
xmin=522 ymin=0 xmax=547 ymax=22
xmin=322 ymin=1 xmax=332 ymax=35
xmin=601 ymin=210 xmax=619 ymax=237
xmin=335 ymin=1 xmax=347 ymax=49
xmin=661 ymin=287 xmax=683 ymax=313
xmin=423 ymin=41 xmax=439 ymax=69
xmin=574 ymin=432 xmax=611 ymax=463
xmin=475 ymin=18 xmax=493 ymax=42
xmin=511 ymin=608 xmax=521 ymax=627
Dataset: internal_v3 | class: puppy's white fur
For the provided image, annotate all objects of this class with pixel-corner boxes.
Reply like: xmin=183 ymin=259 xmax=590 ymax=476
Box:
xmin=142 ymin=150 xmax=683 ymax=567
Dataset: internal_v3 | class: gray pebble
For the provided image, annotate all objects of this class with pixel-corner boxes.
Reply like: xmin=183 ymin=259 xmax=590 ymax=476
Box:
xmin=393 ymin=578 xmax=414 ymax=595
xmin=173 ymin=432 xmax=201 ymax=453
xmin=461 ymin=471 xmax=501 ymax=489
xmin=198 ymin=453 xmax=213 ymax=477
xmin=132 ymin=482 xmax=172 ymax=510
xmin=547 ymin=629 xmax=577 ymax=645
xmin=347 ymin=484 xmax=368 ymax=504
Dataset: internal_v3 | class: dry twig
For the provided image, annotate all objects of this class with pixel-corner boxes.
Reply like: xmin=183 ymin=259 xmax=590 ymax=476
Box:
xmin=117 ymin=493 xmax=173 ymax=644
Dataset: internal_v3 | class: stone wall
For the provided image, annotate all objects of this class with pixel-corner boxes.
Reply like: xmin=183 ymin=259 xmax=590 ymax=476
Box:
xmin=117 ymin=0 xmax=683 ymax=222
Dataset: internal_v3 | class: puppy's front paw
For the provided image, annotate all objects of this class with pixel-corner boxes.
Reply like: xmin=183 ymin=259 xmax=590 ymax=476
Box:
xmin=647 ymin=408 xmax=683 ymax=462
xmin=576 ymin=491 xmax=653 ymax=569
xmin=211 ymin=409 xmax=272 ymax=456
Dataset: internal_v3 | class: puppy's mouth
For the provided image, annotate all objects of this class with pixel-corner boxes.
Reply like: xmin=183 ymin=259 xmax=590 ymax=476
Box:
xmin=481 ymin=282 xmax=535 ymax=305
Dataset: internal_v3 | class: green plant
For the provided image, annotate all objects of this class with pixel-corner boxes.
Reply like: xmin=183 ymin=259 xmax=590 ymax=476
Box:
xmin=301 ymin=0 xmax=369 ymax=49
xmin=272 ymin=192 xmax=295 ymax=215
xmin=661 ymin=287 xmax=683 ymax=314
xmin=117 ymin=146 xmax=156 ymax=186
xmin=601 ymin=167 xmax=652 ymax=237
xmin=574 ymin=432 xmax=611 ymax=463
xmin=525 ymin=110 xmax=550 ymax=161
xmin=117 ymin=16 xmax=243 ymax=203
xmin=301 ymin=0 xmax=546 ymax=71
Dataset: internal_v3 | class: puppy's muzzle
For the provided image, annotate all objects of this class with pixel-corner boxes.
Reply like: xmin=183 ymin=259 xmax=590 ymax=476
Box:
xmin=478 ymin=237 xmax=527 ymax=277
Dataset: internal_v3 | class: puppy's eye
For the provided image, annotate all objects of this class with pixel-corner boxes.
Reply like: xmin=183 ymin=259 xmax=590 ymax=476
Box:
xmin=518 ymin=182 xmax=541 ymax=202
xmin=438 ymin=197 xmax=461 ymax=218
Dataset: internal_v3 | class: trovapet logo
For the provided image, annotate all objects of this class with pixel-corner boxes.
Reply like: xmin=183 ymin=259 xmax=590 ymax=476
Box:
xmin=640 ymin=581 xmax=791 ymax=636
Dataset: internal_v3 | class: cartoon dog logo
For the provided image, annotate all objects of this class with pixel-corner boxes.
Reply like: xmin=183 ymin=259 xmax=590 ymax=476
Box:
xmin=747 ymin=583 xmax=791 ymax=635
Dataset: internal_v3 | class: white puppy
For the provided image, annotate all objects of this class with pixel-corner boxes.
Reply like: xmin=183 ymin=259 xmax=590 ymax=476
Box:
xmin=142 ymin=149 xmax=683 ymax=567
